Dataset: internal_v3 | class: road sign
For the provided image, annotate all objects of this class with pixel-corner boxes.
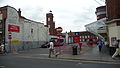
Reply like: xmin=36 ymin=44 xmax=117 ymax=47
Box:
xmin=56 ymin=27 xmax=63 ymax=33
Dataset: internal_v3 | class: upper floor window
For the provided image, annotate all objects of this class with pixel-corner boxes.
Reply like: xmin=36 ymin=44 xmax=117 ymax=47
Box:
xmin=48 ymin=18 xmax=50 ymax=21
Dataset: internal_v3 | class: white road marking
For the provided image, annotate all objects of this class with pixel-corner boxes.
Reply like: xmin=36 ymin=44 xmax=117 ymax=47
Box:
xmin=0 ymin=66 xmax=5 ymax=68
xmin=17 ymin=55 xmax=120 ymax=64
xmin=78 ymin=63 xmax=83 ymax=64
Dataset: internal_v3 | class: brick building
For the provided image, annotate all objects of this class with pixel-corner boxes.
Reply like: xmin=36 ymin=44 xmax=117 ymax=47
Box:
xmin=46 ymin=11 xmax=57 ymax=36
xmin=106 ymin=0 xmax=120 ymax=21
xmin=106 ymin=0 xmax=120 ymax=49
xmin=66 ymin=31 xmax=99 ymax=44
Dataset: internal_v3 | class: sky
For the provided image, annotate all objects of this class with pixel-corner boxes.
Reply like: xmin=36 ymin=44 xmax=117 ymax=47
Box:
xmin=0 ymin=0 xmax=105 ymax=32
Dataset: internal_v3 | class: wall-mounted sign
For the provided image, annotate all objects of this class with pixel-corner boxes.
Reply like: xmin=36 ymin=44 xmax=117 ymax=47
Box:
xmin=8 ymin=24 xmax=20 ymax=32
xmin=11 ymin=40 xmax=20 ymax=44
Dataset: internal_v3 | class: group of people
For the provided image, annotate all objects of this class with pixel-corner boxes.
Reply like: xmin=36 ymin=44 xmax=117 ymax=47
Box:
xmin=97 ymin=39 xmax=120 ymax=59
xmin=48 ymin=39 xmax=120 ymax=59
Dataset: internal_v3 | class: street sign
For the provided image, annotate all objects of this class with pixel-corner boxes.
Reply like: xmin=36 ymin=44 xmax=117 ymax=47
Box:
xmin=56 ymin=27 xmax=63 ymax=33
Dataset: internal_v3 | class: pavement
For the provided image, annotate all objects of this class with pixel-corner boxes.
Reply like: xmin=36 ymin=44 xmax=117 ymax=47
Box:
xmin=39 ymin=45 xmax=120 ymax=63
xmin=1 ymin=44 xmax=120 ymax=63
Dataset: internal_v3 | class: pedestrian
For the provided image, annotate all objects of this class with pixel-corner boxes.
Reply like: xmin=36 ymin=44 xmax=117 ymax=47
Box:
xmin=112 ymin=40 xmax=120 ymax=59
xmin=97 ymin=40 xmax=103 ymax=52
xmin=104 ymin=41 xmax=109 ymax=48
xmin=1 ymin=43 xmax=4 ymax=53
xmin=48 ymin=40 xmax=54 ymax=58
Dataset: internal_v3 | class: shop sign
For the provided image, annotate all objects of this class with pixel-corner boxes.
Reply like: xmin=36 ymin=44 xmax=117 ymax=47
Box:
xmin=8 ymin=24 xmax=20 ymax=32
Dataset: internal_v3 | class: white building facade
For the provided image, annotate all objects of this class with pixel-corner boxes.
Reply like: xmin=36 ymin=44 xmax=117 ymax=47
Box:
xmin=0 ymin=6 xmax=49 ymax=52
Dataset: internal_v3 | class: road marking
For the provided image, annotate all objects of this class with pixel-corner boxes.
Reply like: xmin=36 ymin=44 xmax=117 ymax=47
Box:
xmin=79 ymin=60 xmax=120 ymax=64
xmin=78 ymin=63 xmax=83 ymax=64
xmin=0 ymin=66 xmax=5 ymax=68
xmin=17 ymin=55 xmax=120 ymax=64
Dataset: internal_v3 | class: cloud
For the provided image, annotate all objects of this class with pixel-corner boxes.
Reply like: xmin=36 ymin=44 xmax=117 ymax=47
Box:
xmin=0 ymin=0 xmax=105 ymax=32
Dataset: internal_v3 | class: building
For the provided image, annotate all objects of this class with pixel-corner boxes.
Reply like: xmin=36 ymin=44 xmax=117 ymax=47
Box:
xmin=106 ymin=0 xmax=120 ymax=21
xmin=65 ymin=31 xmax=99 ymax=44
xmin=95 ymin=6 xmax=106 ymax=20
xmin=85 ymin=5 xmax=107 ymax=41
xmin=95 ymin=6 xmax=108 ymax=40
xmin=0 ymin=6 xmax=49 ymax=52
xmin=106 ymin=0 xmax=120 ymax=55
xmin=46 ymin=10 xmax=57 ymax=36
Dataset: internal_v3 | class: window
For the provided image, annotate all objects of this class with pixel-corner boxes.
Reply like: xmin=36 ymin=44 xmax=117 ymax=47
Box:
xmin=48 ymin=18 xmax=50 ymax=21
xmin=80 ymin=36 xmax=81 ymax=38
xmin=88 ymin=36 xmax=90 ymax=38
xmin=31 ymin=28 xmax=33 ymax=33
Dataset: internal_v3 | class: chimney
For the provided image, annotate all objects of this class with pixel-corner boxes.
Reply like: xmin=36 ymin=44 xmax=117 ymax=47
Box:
xmin=18 ymin=8 xmax=21 ymax=16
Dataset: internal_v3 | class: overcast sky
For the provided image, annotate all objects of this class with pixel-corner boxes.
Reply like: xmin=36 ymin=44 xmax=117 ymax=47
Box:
xmin=0 ymin=0 xmax=105 ymax=32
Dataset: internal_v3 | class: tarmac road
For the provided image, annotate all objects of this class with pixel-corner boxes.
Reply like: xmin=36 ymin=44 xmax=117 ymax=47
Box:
xmin=0 ymin=51 xmax=120 ymax=68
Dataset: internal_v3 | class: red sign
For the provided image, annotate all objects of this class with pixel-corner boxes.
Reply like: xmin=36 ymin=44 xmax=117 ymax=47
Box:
xmin=117 ymin=21 xmax=120 ymax=26
xmin=56 ymin=27 xmax=63 ymax=33
xmin=73 ymin=36 xmax=80 ymax=43
xmin=8 ymin=24 xmax=20 ymax=32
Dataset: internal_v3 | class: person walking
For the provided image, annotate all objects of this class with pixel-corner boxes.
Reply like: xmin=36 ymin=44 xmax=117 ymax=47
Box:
xmin=48 ymin=40 xmax=54 ymax=58
xmin=104 ymin=41 xmax=109 ymax=48
xmin=112 ymin=40 xmax=120 ymax=59
xmin=97 ymin=40 xmax=103 ymax=52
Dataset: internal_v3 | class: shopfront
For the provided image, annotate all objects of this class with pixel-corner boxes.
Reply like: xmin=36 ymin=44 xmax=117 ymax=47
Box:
xmin=107 ymin=20 xmax=120 ymax=55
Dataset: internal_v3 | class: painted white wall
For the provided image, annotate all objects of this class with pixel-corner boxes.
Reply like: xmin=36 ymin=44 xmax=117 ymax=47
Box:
xmin=5 ymin=6 xmax=22 ymax=42
xmin=4 ymin=6 xmax=49 ymax=51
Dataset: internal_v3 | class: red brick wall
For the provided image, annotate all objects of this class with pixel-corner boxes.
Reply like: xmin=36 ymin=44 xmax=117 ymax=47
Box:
xmin=46 ymin=12 xmax=56 ymax=35
xmin=106 ymin=0 xmax=120 ymax=20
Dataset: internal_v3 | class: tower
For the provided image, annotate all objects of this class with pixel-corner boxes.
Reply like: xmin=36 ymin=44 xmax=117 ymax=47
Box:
xmin=46 ymin=10 xmax=56 ymax=35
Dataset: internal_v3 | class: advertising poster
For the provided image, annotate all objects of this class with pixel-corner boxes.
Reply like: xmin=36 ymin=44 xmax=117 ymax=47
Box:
xmin=111 ymin=37 xmax=117 ymax=47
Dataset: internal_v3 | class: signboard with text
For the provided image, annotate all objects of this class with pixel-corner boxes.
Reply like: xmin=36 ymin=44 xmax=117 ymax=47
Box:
xmin=8 ymin=24 xmax=20 ymax=32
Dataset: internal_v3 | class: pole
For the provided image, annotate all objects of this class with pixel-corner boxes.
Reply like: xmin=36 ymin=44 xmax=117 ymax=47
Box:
xmin=9 ymin=37 xmax=11 ymax=52
xmin=8 ymin=31 xmax=12 ymax=52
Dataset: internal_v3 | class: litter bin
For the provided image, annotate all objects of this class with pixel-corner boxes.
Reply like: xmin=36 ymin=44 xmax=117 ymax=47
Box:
xmin=109 ymin=47 xmax=116 ymax=56
xmin=72 ymin=46 xmax=78 ymax=55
